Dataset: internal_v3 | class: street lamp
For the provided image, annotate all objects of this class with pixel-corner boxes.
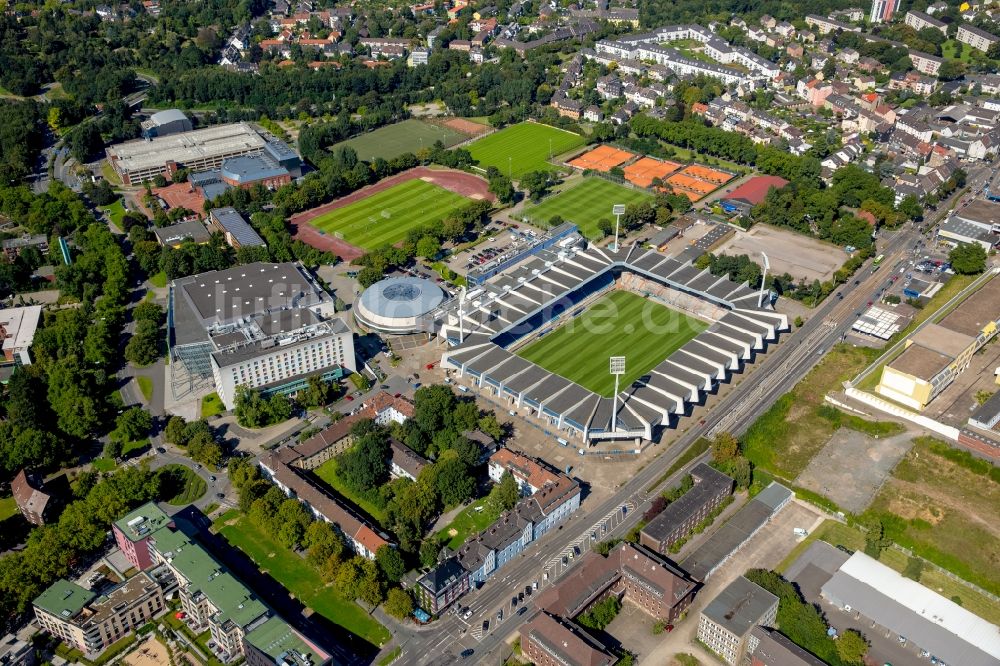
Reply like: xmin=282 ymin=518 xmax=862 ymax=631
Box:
xmin=610 ymin=356 xmax=625 ymax=433
xmin=611 ymin=204 xmax=625 ymax=251
xmin=758 ymin=252 xmax=770 ymax=307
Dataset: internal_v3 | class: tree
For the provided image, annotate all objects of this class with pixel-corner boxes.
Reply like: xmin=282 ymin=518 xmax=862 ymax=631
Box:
xmin=164 ymin=416 xmax=189 ymax=446
xmin=416 ymin=235 xmax=440 ymax=260
xmin=376 ymin=545 xmax=406 ymax=583
xmin=975 ymin=390 xmax=995 ymax=406
xmin=835 ymin=629 xmax=868 ymax=664
xmin=903 ymin=556 xmax=923 ymax=581
xmin=113 ymin=407 xmax=153 ymax=444
xmin=520 ymin=170 xmax=554 ymax=201
xmin=937 ymin=59 xmax=965 ymax=81
xmin=897 ymin=194 xmax=923 ymax=221
xmin=949 ymin=243 xmax=987 ymax=275
xmin=862 ymin=515 xmax=889 ymax=558
xmin=486 ymin=471 xmax=520 ymax=515
xmin=434 ymin=451 xmax=475 ymax=507
xmin=103 ymin=439 xmax=123 ymax=460
xmin=419 ymin=539 xmax=441 ymax=568
xmin=384 ymin=588 xmax=413 ymax=619
xmin=822 ymin=58 xmax=836 ymax=80
xmin=596 ymin=218 xmax=613 ymax=237
xmin=711 ymin=432 xmax=740 ymax=463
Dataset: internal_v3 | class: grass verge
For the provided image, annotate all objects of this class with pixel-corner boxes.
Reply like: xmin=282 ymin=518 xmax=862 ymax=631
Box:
xmin=201 ymin=392 xmax=225 ymax=418
xmin=161 ymin=464 xmax=208 ymax=505
xmin=137 ymin=376 xmax=154 ymax=402
xmin=149 ymin=271 xmax=168 ymax=288
xmin=215 ymin=511 xmax=390 ymax=647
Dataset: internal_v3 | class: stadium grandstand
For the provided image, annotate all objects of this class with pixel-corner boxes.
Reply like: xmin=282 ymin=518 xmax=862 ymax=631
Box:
xmin=436 ymin=243 xmax=787 ymax=445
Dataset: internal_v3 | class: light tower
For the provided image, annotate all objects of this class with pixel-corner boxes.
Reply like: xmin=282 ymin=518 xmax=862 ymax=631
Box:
xmin=610 ymin=356 xmax=625 ymax=433
xmin=758 ymin=252 xmax=770 ymax=307
xmin=457 ymin=286 xmax=466 ymax=344
xmin=611 ymin=204 xmax=625 ymax=251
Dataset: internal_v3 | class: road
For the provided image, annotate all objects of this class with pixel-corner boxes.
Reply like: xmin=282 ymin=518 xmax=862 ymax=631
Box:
xmin=394 ymin=221 xmax=927 ymax=665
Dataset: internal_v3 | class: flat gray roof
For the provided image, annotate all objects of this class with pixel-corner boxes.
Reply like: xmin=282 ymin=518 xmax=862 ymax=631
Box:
xmin=701 ymin=576 xmax=778 ymax=638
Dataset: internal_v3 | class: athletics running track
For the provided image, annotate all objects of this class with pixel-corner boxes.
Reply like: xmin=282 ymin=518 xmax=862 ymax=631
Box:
xmin=289 ymin=167 xmax=495 ymax=260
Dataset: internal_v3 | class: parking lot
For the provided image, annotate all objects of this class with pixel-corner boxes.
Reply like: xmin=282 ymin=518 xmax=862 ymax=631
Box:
xmin=444 ymin=221 xmax=547 ymax=278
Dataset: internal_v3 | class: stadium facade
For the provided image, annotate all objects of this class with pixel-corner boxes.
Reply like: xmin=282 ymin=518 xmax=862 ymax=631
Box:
xmin=168 ymin=262 xmax=356 ymax=409
xmin=436 ymin=243 xmax=787 ymax=445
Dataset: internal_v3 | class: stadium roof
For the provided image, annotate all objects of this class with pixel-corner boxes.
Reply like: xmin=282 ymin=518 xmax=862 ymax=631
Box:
xmin=821 ymin=552 xmax=1000 ymax=666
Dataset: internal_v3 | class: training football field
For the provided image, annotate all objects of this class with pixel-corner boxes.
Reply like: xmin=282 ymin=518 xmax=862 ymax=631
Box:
xmin=468 ymin=122 xmax=585 ymax=178
xmin=518 ymin=291 xmax=708 ymax=397
xmin=522 ymin=178 xmax=653 ymax=239
xmin=328 ymin=119 xmax=469 ymax=162
xmin=308 ymin=179 xmax=469 ymax=249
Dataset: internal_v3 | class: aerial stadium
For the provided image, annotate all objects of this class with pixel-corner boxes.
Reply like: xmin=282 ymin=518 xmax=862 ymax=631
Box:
xmin=354 ymin=276 xmax=446 ymax=334
xmin=434 ymin=239 xmax=787 ymax=445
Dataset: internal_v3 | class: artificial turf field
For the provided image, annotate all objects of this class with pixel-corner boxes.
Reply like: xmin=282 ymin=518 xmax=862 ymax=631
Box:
xmin=468 ymin=122 xmax=585 ymax=178
xmin=328 ymin=119 xmax=468 ymax=161
xmin=518 ymin=290 xmax=708 ymax=396
xmin=309 ymin=178 xmax=469 ymax=249
xmin=522 ymin=178 xmax=653 ymax=239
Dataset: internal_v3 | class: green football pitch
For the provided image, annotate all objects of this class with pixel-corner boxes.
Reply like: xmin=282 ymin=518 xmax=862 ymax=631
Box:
xmin=309 ymin=179 xmax=469 ymax=249
xmin=328 ymin=119 xmax=469 ymax=162
xmin=518 ymin=291 xmax=708 ymax=397
xmin=522 ymin=178 xmax=653 ymax=239
xmin=467 ymin=122 xmax=585 ymax=178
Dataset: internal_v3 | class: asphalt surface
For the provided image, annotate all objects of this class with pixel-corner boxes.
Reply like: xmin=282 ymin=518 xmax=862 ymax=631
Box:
xmin=394 ymin=219 xmax=934 ymax=665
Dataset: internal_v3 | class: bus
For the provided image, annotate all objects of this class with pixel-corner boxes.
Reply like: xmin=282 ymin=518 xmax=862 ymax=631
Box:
xmin=871 ymin=254 xmax=885 ymax=272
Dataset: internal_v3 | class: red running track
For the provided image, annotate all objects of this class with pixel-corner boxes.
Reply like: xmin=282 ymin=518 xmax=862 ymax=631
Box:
xmin=289 ymin=167 xmax=495 ymax=260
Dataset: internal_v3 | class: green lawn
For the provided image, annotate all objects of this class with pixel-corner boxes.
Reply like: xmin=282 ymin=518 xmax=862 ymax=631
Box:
xmin=468 ymin=122 xmax=585 ymax=178
xmin=149 ymin=271 xmax=167 ymax=288
xmin=433 ymin=497 xmax=496 ymax=549
xmin=215 ymin=511 xmax=390 ymax=648
xmin=941 ymin=39 xmax=971 ymax=62
xmin=137 ymin=376 xmax=153 ymax=402
xmin=309 ymin=179 xmax=469 ymax=250
xmin=867 ymin=437 xmax=1000 ymax=598
xmin=0 ymin=496 xmax=17 ymax=521
xmin=100 ymin=199 xmax=126 ymax=231
xmin=123 ymin=438 xmax=149 ymax=457
xmin=518 ymin=290 xmax=708 ymax=396
xmin=742 ymin=344 xmax=882 ymax=480
xmin=93 ymin=458 xmax=117 ymax=472
xmin=314 ymin=458 xmax=388 ymax=525
xmin=161 ymin=464 xmax=208 ymax=506
xmin=201 ymin=392 xmax=225 ymax=418
xmin=328 ymin=119 xmax=469 ymax=162
xmin=522 ymin=178 xmax=652 ymax=239
xmin=100 ymin=161 xmax=123 ymax=186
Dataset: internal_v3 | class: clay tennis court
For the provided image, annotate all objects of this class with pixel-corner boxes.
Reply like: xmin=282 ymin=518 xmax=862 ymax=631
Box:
xmin=568 ymin=145 xmax=635 ymax=172
xmin=680 ymin=164 xmax=734 ymax=185
xmin=624 ymin=157 xmax=681 ymax=188
xmin=667 ymin=173 xmax=717 ymax=195
xmin=289 ymin=167 xmax=494 ymax=260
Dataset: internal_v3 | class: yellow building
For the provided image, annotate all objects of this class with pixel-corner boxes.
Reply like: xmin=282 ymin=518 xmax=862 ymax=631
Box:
xmin=877 ymin=277 xmax=1000 ymax=410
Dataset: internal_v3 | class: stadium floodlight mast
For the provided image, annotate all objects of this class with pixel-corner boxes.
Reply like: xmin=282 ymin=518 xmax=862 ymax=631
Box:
xmin=610 ymin=356 xmax=625 ymax=433
xmin=611 ymin=204 xmax=626 ymax=251
xmin=758 ymin=252 xmax=770 ymax=307
xmin=458 ymin=286 xmax=467 ymax=344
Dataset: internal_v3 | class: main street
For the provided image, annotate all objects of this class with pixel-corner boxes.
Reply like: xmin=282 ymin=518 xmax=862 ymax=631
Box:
xmin=392 ymin=217 xmax=928 ymax=665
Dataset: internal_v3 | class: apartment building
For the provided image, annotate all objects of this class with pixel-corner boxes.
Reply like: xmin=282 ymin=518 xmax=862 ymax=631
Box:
xmin=33 ymin=574 xmax=167 ymax=656
xmin=905 ymin=10 xmax=948 ymax=35
xmin=697 ymin=576 xmax=779 ymax=665
xmin=957 ymin=24 xmax=1000 ymax=53
xmin=909 ymin=50 xmax=944 ymax=76
xmin=869 ymin=0 xmax=898 ymax=23
xmin=113 ymin=503 xmax=175 ymax=570
xmin=487 ymin=447 xmax=562 ymax=496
